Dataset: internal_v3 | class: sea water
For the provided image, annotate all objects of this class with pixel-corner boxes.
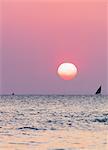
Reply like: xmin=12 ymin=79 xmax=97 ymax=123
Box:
xmin=0 ymin=95 xmax=108 ymax=150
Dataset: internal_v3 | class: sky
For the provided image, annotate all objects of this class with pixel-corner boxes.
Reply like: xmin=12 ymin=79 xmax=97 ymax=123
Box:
xmin=0 ymin=0 xmax=107 ymax=95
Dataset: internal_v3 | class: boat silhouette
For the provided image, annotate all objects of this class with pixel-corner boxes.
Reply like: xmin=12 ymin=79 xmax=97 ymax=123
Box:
xmin=12 ymin=93 xmax=15 ymax=96
xmin=95 ymin=86 xmax=101 ymax=95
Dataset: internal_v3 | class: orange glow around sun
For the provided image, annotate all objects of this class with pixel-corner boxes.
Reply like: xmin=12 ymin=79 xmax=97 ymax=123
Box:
xmin=57 ymin=63 xmax=78 ymax=80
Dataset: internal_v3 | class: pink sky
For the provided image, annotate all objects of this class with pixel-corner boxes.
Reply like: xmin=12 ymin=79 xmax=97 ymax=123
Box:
xmin=0 ymin=0 xmax=107 ymax=95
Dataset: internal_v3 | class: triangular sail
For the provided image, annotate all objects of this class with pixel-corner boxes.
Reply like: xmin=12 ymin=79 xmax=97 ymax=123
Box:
xmin=95 ymin=86 xmax=101 ymax=95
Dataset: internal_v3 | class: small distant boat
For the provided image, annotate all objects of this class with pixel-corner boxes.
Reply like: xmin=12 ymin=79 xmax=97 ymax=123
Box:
xmin=95 ymin=86 xmax=101 ymax=95
xmin=12 ymin=93 xmax=15 ymax=96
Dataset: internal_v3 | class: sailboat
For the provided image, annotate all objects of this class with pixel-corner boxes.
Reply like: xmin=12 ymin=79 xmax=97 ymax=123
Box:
xmin=95 ymin=86 xmax=101 ymax=95
xmin=12 ymin=93 xmax=15 ymax=96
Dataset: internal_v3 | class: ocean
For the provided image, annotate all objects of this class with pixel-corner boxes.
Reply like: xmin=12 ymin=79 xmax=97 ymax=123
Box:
xmin=0 ymin=95 xmax=108 ymax=150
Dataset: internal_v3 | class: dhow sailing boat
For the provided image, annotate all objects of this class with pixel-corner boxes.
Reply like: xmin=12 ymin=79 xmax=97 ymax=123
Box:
xmin=95 ymin=86 xmax=101 ymax=95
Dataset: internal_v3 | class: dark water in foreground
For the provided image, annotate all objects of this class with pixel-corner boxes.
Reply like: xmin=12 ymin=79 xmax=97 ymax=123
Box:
xmin=0 ymin=95 xmax=108 ymax=150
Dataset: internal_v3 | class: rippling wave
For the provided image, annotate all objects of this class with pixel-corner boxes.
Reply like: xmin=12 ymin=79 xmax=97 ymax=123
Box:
xmin=0 ymin=95 xmax=108 ymax=150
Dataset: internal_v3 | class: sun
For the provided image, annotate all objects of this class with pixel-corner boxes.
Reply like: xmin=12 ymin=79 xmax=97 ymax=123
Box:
xmin=57 ymin=63 xmax=78 ymax=80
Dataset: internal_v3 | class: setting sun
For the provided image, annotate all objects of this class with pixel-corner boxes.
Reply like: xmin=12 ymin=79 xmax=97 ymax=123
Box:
xmin=57 ymin=63 xmax=78 ymax=80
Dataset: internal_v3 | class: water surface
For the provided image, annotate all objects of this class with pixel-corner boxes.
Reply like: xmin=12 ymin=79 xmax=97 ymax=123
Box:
xmin=0 ymin=95 xmax=108 ymax=150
